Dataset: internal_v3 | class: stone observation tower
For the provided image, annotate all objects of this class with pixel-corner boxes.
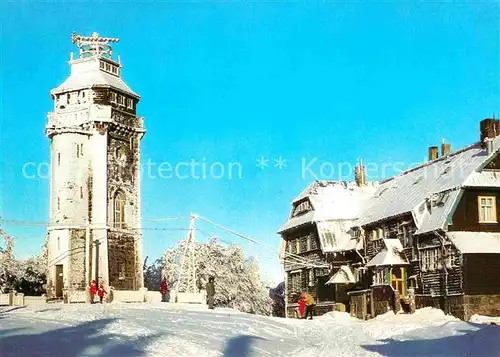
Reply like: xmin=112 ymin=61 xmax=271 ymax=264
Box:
xmin=45 ymin=32 xmax=145 ymax=300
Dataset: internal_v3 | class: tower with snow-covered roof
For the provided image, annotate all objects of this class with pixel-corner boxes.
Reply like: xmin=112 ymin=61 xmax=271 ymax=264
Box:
xmin=45 ymin=32 xmax=145 ymax=300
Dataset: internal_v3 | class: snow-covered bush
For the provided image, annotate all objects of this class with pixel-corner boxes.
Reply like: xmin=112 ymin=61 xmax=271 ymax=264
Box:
xmin=162 ymin=237 xmax=272 ymax=315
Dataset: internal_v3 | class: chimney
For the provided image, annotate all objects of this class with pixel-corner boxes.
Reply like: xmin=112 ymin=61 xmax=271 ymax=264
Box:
xmin=355 ymin=159 xmax=366 ymax=186
xmin=428 ymin=146 xmax=439 ymax=161
xmin=480 ymin=118 xmax=500 ymax=148
xmin=441 ymin=139 xmax=451 ymax=156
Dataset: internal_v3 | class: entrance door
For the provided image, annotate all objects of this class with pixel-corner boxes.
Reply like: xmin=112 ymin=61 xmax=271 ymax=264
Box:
xmin=55 ymin=265 xmax=63 ymax=298
xmin=390 ymin=267 xmax=406 ymax=298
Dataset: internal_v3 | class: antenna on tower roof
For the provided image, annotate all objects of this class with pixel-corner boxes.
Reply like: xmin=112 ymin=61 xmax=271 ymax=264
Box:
xmin=71 ymin=31 xmax=120 ymax=60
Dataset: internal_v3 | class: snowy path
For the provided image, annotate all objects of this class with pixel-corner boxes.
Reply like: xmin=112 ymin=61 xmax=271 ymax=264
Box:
xmin=1 ymin=304 xmax=499 ymax=357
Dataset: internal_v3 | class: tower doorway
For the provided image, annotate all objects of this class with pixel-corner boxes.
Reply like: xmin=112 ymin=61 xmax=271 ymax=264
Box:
xmin=55 ymin=264 xmax=64 ymax=298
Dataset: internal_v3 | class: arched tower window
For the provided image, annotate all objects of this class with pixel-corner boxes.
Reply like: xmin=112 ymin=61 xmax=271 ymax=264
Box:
xmin=114 ymin=191 xmax=126 ymax=229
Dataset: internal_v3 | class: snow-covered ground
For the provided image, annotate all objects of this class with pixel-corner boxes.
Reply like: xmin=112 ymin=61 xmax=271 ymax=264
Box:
xmin=1 ymin=303 xmax=499 ymax=357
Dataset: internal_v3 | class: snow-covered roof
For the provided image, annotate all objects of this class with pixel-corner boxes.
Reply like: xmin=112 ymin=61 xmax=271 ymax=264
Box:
xmin=51 ymin=58 xmax=139 ymax=98
xmin=413 ymin=189 xmax=462 ymax=235
xmin=278 ymin=181 xmax=378 ymax=234
xmin=464 ymin=170 xmax=500 ymax=188
xmin=447 ymin=232 xmax=500 ymax=254
xmin=326 ymin=265 xmax=357 ymax=284
xmin=357 ymin=139 xmax=500 ymax=233
xmin=366 ymin=239 xmax=409 ymax=267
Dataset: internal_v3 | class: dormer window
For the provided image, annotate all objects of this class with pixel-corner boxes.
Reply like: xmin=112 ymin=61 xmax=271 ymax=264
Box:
xmin=292 ymin=200 xmax=311 ymax=217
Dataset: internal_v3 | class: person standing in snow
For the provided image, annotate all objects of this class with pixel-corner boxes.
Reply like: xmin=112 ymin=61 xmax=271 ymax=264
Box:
xmin=303 ymin=292 xmax=315 ymax=320
xmin=206 ymin=276 xmax=215 ymax=310
xmin=160 ymin=277 xmax=168 ymax=302
xmin=89 ymin=280 xmax=97 ymax=304
xmin=98 ymin=283 xmax=107 ymax=304
xmin=298 ymin=292 xmax=306 ymax=319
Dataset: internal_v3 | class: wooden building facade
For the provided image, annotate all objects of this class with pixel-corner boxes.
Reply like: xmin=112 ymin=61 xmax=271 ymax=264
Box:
xmin=349 ymin=118 xmax=500 ymax=321
xmin=278 ymin=179 xmax=377 ymax=317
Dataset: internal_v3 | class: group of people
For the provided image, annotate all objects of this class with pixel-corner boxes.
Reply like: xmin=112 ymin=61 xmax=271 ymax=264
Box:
xmin=297 ymin=291 xmax=315 ymax=319
xmin=159 ymin=275 xmax=216 ymax=310
xmin=89 ymin=280 xmax=107 ymax=304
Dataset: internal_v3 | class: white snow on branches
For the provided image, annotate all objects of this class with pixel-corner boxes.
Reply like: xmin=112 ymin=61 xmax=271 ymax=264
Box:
xmin=161 ymin=237 xmax=272 ymax=315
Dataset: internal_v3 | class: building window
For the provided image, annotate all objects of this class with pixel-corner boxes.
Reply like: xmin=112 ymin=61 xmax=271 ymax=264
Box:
xmin=126 ymin=98 xmax=133 ymax=109
xmin=478 ymin=196 xmax=497 ymax=223
xmin=76 ymin=144 xmax=80 ymax=158
xmin=295 ymin=239 xmax=300 ymax=254
xmin=308 ymin=269 xmax=314 ymax=287
xmin=117 ymin=95 xmax=125 ymax=106
xmin=57 ymin=237 xmax=60 ymax=251
xmin=306 ymin=236 xmax=311 ymax=251
xmin=373 ymin=269 xmax=386 ymax=285
xmin=292 ymin=200 xmax=311 ymax=217
xmin=287 ymin=240 xmax=293 ymax=255
xmin=57 ymin=197 xmax=60 ymax=210
xmin=118 ymin=262 xmax=125 ymax=280
xmin=100 ymin=61 xmax=105 ymax=69
xmin=57 ymin=152 xmax=61 ymax=166
xmin=80 ymin=143 xmax=84 ymax=156
xmin=110 ymin=92 xmax=117 ymax=103
xmin=112 ymin=66 xmax=118 ymax=74
xmin=114 ymin=191 xmax=126 ymax=229
xmin=290 ymin=272 xmax=301 ymax=293
xmin=421 ymin=248 xmax=439 ymax=272
xmin=105 ymin=63 xmax=111 ymax=71
xmin=80 ymin=186 xmax=83 ymax=199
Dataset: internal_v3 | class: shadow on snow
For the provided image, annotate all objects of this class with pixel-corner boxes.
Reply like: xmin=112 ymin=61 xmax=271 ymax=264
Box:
xmin=223 ymin=335 xmax=267 ymax=357
xmin=361 ymin=322 xmax=500 ymax=357
xmin=0 ymin=317 xmax=163 ymax=357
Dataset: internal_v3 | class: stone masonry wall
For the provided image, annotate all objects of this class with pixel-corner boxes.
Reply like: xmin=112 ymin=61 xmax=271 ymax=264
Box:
xmin=108 ymin=231 xmax=137 ymax=290
xmin=463 ymin=294 xmax=500 ymax=321
xmin=69 ymin=229 xmax=86 ymax=291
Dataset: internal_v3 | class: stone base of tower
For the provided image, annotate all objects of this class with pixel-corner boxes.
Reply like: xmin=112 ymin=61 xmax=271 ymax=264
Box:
xmin=107 ymin=231 xmax=143 ymax=291
xmin=46 ymin=228 xmax=143 ymax=302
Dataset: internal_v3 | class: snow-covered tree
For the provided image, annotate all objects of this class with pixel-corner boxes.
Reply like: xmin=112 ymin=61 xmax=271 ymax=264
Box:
xmin=0 ymin=229 xmax=15 ymax=293
xmin=0 ymin=230 xmax=46 ymax=295
xmin=163 ymin=236 xmax=272 ymax=315
xmin=143 ymin=256 xmax=165 ymax=291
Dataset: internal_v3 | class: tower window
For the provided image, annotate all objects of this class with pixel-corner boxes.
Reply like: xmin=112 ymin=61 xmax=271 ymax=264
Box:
xmin=118 ymin=262 xmax=125 ymax=279
xmin=114 ymin=191 xmax=126 ymax=229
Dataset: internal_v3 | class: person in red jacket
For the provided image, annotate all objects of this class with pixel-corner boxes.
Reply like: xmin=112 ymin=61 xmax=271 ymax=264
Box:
xmin=98 ymin=284 xmax=107 ymax=304
xmin=298 ymin=292 xmax=306 ymax=319
xmin=89 ymin=280 xmax=97 ymax=304
xmin=160 ymin=277 xmax=168 ymax=302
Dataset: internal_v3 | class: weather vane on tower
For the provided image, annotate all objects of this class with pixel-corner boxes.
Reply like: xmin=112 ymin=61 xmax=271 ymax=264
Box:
xmin=71 ymin=31 xmax=120 ymax=60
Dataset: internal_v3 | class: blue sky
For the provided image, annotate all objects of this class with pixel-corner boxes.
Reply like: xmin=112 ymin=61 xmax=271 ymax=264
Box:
xmin=0 ymin=1 xmax=499 ymax=284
